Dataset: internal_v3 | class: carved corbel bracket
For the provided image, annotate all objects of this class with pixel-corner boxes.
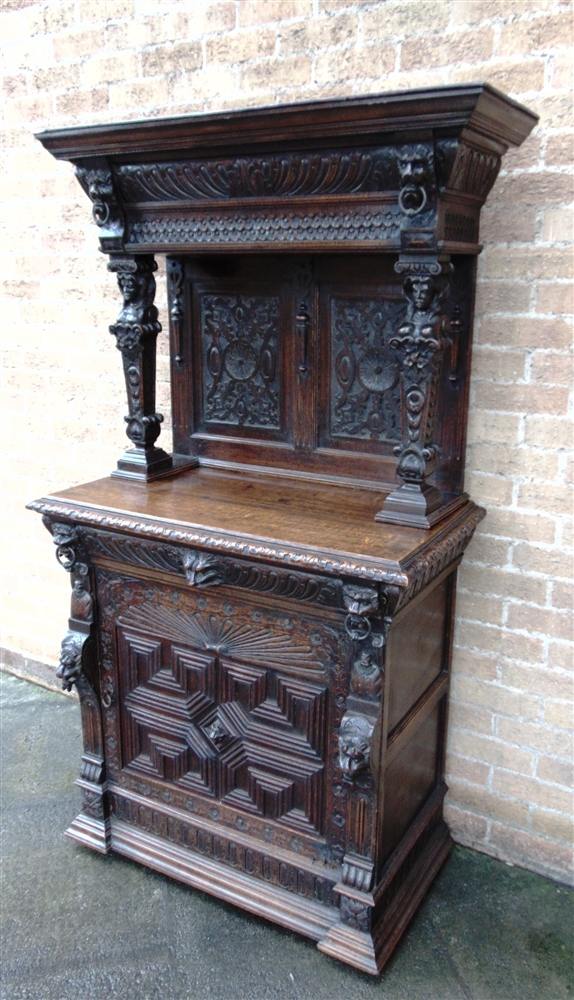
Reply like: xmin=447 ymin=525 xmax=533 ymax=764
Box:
xmin=75 ymin=160 xmax=125 ymax=253
xmin=396 ymin=143 xmax=435 ymax=219
xmin=44 ymin=516 xmax=111 ymax=853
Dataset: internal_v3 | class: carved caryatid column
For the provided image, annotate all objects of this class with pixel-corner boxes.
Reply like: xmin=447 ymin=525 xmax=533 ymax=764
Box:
xmin=108 ymin=254 xmax=173 ymax=481
xmin=376 ymin=258 xmax=463 ymax=528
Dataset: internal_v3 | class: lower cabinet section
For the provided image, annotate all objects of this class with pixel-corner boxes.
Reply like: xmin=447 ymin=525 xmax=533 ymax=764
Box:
xmin=36 ymin=500 xmax=484 ymax=974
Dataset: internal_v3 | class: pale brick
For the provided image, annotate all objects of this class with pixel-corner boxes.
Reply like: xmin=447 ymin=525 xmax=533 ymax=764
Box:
xmin=492 ymin=171 xmax=573 ymax=207
xmin=475 ymin=382 xmax=570 ymax=417
xmin=499 ymin=14 xmax=574 ymax=57
xmin=545 ymin=134 xmax=574 ymax=167
xmin=500 ymin=660 xmax=572 ymax=704
xmin=475 ymin=280 xmax=532 ymax=315
xmin=536 ymin=756 xmax=574 ymax=787
xmin=499 ymin=134 xmax=542 ymax=172
xmin=55 ymin=88 xmax=110 ymax=118
xmin=525 ymin=417 xmax=572 ymax=452
xmin=315 ymin=45 xmax=395 ymax=85
xmin=82 ymin=52 xmax=138 ymax=87
xmin=451 ymin=0 xmax=553 ymax=24
xmin=185 ymin=2 xmax=236 ymax=38
xmin=78 ymin=0 xmax=136 ymax=22
xmin=363 ymin=1 xmax=450 ymax=37
xmin=4 ymin=95 xmax=54 ymax=125
xmin=444 ymin=754 xmax=490 ymax=787
xmin=109 ymin=79 xmax=170 ymax=111
xmin=507 ymin=605 xmax=572 ymax=643
xmin=141 ymin=43 xmax=203 ymax=77
xmin=471 ymin=346 xmax=526 ymax=382
xmin=452 ymin=648 xmax=498 ymax=681
xmin=544 ymin=699 xmax=574 ymax=730
xmin=469 ymin=443 xmax=560 ymax=483
xmin=166 ymin=64 xmax=232 ymax=103
xmin=482 ymin=510 xmax=556 ymax=546
xmin=401 ymin=28 xmax=494 ymax=71
xmin=443 ymin=803 xmax=489 ymax=844
xmin=548 ymin=642 xmax=574 ymax=672
xmin=479 ymin=59 xmax=546 ymax=97
xmin=479 ymin=207 xmax=537 ymax=244
xmin=449 ymin=703 xmax=494 ymax=736
xmin=484 ymin=247 xmax=573 ymax=282
xmin=536 ymin=283 xmax=574 ymax=317
xmin=500 ymin=631 xmax=546 ymax=665
xmin=513 ymin=540 xmax=573 ymax=580
xmin=448 ymin=779 xmax=529 ymax=826
xmin=279 ymin=13 xmax=357 ymax=55
xmin=465 ymin=472 xmax=514 ymax=507
xmin=529 ymin=93 xmax=574 ymax=130
xmin=238 ymin=0 xmax=313 ymax=27
xmin=531 ymin=809 xmax=573 ymax=843
xmin=478 ymin=317 xmax=572 ymax=350
xmin=464 ymin=531 xmax=511 ymax=568
xmin=242 ymin=56 xmax=312 ymax=91
xmin=466 ymin=411 xmax=521 ymax=445
xmin=497 ymin=717 xmax=573 ymax=757
xmin=551 ymin=49 xmax=574 ymax=90
xmin=492 ymin=771 xmax=573 ymax=814
xmin=517 ymin=484 xmax=573 ymax=519
xmin=456 ymin=591 xmax=504 ymax=625
xmin=42 ymin=2 xmax=76 ymax=33
xmin=541 ymin=208 xmax=573 ymax=243
xmin=449 ymin=731 xmax=534 ymax=774
xmin=530 ymin=352 xmax=573 ymax=387
xmin=207 ymin=28 xmax=276 ymax=64
xmin=552 ymin=581 xmax=574 ymax=612
xmin=460 ymin=566 xmax=548 ymax=605
xmin=453 ymin=675 xmax=540 ymax=721
xmin=2 ymin=73 xmax=28 ymax=98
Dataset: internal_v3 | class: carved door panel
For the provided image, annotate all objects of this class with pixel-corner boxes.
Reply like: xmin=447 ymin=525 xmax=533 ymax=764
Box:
xmin=97 ymin=569 xmax=349 ymax=860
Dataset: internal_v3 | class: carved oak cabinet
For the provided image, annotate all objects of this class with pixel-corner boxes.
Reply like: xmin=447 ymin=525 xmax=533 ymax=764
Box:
xmin=32 ymin=86 xmax=536 ymax=974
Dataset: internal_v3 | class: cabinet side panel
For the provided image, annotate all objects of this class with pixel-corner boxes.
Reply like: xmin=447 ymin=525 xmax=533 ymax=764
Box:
xmin=381 ymin=704 xmax=440 ymax=864
xmin=386 ymin=579 xmax=448 ymax=732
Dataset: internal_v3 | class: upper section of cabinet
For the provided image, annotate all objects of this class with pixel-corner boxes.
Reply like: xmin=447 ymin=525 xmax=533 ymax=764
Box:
xmin=36 ymin=84 xmax=537 ymax=257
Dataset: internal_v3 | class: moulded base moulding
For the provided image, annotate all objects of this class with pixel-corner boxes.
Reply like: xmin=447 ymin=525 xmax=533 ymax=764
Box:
xmin=65 ymin=812 xmax=111 ymax=855
xmin=110 ymin=819 xmax=338 ymax=943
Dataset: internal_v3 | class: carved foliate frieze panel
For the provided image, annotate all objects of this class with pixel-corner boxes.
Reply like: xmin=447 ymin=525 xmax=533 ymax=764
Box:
xmin=200 ymin=294 xmax=281 ymax=429
xmin=115 ymin=149 xmax=397 ymax=202
xmin=330 ymin=298 xmax=401 ymax=442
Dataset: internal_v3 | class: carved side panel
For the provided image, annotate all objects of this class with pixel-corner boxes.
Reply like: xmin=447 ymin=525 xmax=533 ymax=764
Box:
xmin=329 ymin=297 xmax=401 ymax=443
xmin=199 ymin=293 xmax=281 ymax=430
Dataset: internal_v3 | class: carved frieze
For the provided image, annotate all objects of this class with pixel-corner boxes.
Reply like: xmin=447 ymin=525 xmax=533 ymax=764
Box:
xmin=330 ymin=298 xmax=401 ymax=442
xmin=200 ymin=294 xmax=281 ymax=429
xmin=115 ymin=149 xmax=397 ymax=202
xmin=128 ymin=205 xmax=402 ymax=248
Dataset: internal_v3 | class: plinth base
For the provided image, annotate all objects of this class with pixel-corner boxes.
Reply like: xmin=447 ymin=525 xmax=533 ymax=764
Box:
xmin=375 ymin=484 xmax=469 ymax=529
xmin=111 ymin=449 xmax=199 ymax=483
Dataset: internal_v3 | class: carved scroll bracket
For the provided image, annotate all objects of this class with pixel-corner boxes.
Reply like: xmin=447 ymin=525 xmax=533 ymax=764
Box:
xmin=43 ymin=517 xmax=111 ymax=852
xmin=107 ymin=254 xmax=173 ymax=481
xmin=75 ymin=160 xmax=125 ymax=253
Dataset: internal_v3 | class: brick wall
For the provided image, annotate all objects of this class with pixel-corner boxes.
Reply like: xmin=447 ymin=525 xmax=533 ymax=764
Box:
xmin=1 ymin=0 xmax=572 ymax=884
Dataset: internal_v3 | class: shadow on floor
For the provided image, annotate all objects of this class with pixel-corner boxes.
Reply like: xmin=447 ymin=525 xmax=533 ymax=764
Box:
xmin=1 ymin=672 xmax=572 ymax=1000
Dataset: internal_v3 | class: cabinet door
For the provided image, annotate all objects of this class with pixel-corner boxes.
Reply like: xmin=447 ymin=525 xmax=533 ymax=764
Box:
xmin=96 ymin=568 xmax=349 ymax=870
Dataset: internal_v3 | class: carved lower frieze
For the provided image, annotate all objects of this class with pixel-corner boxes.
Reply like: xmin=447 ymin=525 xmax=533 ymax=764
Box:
xmin=110 ymin=788 xmax=337 ymax=907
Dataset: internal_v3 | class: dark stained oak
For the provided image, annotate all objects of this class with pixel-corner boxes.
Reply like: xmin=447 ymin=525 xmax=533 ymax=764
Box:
xmin=30 ymin=85 xmax=536 ymax=975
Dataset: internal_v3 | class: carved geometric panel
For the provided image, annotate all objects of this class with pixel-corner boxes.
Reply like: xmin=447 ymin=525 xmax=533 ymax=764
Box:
xmin=329 ymin=297 xmax=401 ymax=442
xmin=200 ymin=293 xmax=281 ymax=429
xmin=116 ymin=620 xmax=328 ymax=834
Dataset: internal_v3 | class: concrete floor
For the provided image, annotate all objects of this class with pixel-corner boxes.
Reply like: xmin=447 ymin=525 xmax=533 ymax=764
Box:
xmin=1 ymin=671 xmax=572 ymax=1000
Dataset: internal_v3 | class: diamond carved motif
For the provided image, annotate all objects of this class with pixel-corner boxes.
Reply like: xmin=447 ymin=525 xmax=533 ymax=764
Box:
xmin=118 ymin=624 xmax=327 ymax=833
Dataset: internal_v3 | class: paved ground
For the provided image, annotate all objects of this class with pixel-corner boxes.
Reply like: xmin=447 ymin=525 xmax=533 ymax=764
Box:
xmin=1 ymin=671 xmax=572 ymax=1000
